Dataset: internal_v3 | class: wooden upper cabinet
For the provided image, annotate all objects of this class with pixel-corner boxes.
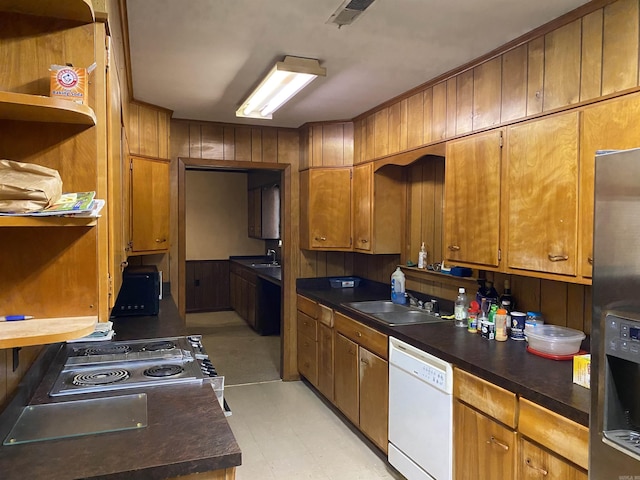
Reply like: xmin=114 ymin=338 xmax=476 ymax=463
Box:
xmin=300 ymin=168 xmax=352 ymax=250
xmin=501 ymin=45 xmax=528 ymax=123
xmin=602 ymin=0 xmax=639 ymax=96
xmin=353 ymin=163 xmax=404 ymax=254
xmin=353 ymin=163 xmax=373 ymax=252
xmin=130 ymin=155 xmax=170 ymax=254
xmin=432 ymin=82 xmax=448 ymax=141
xmin=543 ymin=19 xmax=581 ymax=112
xmin=456 ymin=69 xmax=474 ymax=135
xmin=580 ymin=92 xmax=640 ymax=278
xmin=444 ymin=129 xmax=503 ymax=269
xmin=473 ymin=57 xmax=502 ymax=131
xmin=505 ymin=111 xmax=579 ymax=277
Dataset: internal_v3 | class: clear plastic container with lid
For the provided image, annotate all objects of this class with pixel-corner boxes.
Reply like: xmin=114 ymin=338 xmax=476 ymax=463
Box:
xmin=525 ymin=325 xmax=586 ymax=355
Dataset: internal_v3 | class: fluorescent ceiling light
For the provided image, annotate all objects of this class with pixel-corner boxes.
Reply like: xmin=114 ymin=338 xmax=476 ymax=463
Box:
xmin=236 ymin=56 xmax=326 ymax=119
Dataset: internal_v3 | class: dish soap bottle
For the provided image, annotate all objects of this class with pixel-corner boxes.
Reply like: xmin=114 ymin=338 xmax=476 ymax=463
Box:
xmin=391 ymin=267 xmax=406 ymax=304
xmin=418 ymin=242 xmax=427 ymax=269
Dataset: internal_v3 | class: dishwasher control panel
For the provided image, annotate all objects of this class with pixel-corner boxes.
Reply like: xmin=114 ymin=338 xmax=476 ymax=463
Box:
xmin=389 ymin=336 xmax=453 ymax=393
xmin=416 ymin=362 xmax=446 ymax=389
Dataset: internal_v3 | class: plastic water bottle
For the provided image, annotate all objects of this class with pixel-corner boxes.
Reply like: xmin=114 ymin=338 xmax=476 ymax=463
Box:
xmin=454 ymin=287 xmax=468 ymax=327
xmin=391 ymin=267 xmax=406 ymax=304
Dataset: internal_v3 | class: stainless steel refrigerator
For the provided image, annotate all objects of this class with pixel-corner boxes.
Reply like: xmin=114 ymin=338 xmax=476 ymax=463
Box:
xmin=591 ymin=148 xmax=640 ymax=478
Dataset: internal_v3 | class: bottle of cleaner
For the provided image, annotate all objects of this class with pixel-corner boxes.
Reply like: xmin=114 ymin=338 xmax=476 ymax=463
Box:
xmin=454 ymin=287 xmax=468 ymax=327
xmin=391 ymin=267 xmax=406 ymax=304
xmin=418 ymin=242 xmax=427 ymax=269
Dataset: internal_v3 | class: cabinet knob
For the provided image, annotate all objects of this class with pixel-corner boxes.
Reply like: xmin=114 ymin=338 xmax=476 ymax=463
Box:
xmin=588 ymin=256 xmax=593 ymax=265
xmin=548 ymin=254 xmax=568 ymax=262
xmin=360 ymin=239 xmax=368 ymax=244
xmin=360 ymin=358 xmax=369 ymax=366
xmin=525 ymin=458 xmax=548 ymax=476
xmin=155 ymin=238 xmax=166 ymax=243
xmin=486 ymin=436 xmax=509 ymax=451
xmin=448 ymin=245 xmax=461 ymax=251
xmin=120 ymin=261 xmax=128 ymax=270
xmin=315 ymin=236 xmax=327 ymax=241
xmin=356 ymin=331 xmax=362 ymax=337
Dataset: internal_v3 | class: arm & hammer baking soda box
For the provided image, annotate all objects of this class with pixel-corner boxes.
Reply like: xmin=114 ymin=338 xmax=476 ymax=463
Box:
xmin=49 ymin=63 xmax=96 ymax=105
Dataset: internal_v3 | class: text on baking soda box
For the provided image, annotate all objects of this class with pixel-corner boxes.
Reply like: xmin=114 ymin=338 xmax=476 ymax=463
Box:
xmin=49 ymin=65 xmax=89 ymax=104
xmin=572 ymin=354 xmax=591 ymax=389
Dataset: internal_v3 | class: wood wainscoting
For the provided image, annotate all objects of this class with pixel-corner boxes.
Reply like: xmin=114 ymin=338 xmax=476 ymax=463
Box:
xmin=185 ymin=260 xmax=231 ymax=312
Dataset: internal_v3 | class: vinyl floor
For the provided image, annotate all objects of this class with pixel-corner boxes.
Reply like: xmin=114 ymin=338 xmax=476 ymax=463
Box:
xmin=186 ymin=311 xmax=404 ymax=480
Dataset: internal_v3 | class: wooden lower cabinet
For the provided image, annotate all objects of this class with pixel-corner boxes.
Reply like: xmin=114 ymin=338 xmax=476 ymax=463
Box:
xmin=358 ymin=347 xmax=388 ymax=452
xmin=230 ymin=268 xmax=256 ymax=329
xmin=297 ymin=311 xmax=318 ymax=386
xmin=334 ymin=333 xmax=359 ymax=425
xmin=454 ymin=400 xmax=517 ymax=480
xmin=520 ymin=438 xmax=587 ymax=480
xmin=317 ymin=323 xmax=334 ymax=401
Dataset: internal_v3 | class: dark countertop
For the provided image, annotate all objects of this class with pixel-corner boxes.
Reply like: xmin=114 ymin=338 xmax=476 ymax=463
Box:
xmin=297 ymin=277 xmax=590 ymax=427
xmin=0 ymin=298 xmax=241 ymax=480
xmin=230 ymin=255 xmax=282 ymax=285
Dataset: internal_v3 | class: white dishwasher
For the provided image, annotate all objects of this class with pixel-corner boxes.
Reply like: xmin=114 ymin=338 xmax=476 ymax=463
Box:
xmin=388 ymin=336 xmax=453 ymax=480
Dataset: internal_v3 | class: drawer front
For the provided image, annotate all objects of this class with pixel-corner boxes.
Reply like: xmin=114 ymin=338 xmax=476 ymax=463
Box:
xmin=297 ymin=311 xmax=318 ymax=341
xmin=518 ymin=398 xmax=589 ymax=470
xmin=453 ymin=368 xmax=517 ymax=428
xmin=297 ymin=334 xmax=318 ymax=385
xmin=319 ymin=304 xmax=334 ymax=327
xmin=335 ymin=312 xmax=388 ymax=360
xmin=297 ymin=294 xmax=319 ymax=319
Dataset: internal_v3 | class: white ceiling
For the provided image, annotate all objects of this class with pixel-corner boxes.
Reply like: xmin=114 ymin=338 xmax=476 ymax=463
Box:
xmin=126 ymin=0 xmax=589 ymax=128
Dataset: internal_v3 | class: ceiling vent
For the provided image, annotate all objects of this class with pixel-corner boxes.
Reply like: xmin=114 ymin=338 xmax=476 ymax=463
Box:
xmin=326 ymin=0 xmax=376 ymax=28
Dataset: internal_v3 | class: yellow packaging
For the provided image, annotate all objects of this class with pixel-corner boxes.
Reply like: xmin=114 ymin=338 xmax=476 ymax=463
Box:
xmin=49 ymin=64 xmax=91 ymax=104
xmin=572 ymin=354 xmax=591 ymax=389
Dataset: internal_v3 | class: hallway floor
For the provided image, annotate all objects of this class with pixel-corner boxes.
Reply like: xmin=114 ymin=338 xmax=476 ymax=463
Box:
xmin=186 ymin=311 xmax=403 ymax=480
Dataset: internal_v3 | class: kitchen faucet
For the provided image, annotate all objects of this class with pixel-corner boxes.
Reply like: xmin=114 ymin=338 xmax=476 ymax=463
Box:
xmin=267 ymin=249 xmax=277 ymax=265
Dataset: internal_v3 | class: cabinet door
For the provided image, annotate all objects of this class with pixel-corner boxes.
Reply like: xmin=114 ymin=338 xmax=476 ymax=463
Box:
xmin=318 ymin=323 xmax=334 ymax=401
xmin=300 ymin=168 xmax=352 ymax=250
xmin=454 ymin=401 xmax=517 ymax=480
xmin=520 ymin=438 xmax=587 ymax=480
xmin=506 ymin=112 xmax=579 ymax=276
xmin=130 ymin=156 xmax=170 ymax=253
xmin=445 ymin=130 xmax=503 ymax=268
xmin=580 ymin=92 xmax=640 ymax=278
xmin=353 ymin=163 xmax=373 ymax=252
xmin=359 ymin=348 xmax=388 ymax=453
xmin=334 ymin=333 xmax=359 ymax=425
xmin=297 ymin=334 xmax=318 ymax=386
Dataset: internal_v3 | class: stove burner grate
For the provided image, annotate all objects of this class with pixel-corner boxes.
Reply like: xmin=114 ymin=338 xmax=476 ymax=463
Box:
xmin=142 ymin=340 xmax=176 ymax=352
xmin=82 ymin=344 xmax=131 ymax=356
xmin=143 ymin=364 xmax=184 ymax=378
xmin=72 ymin=369 xmax=130 ymax=386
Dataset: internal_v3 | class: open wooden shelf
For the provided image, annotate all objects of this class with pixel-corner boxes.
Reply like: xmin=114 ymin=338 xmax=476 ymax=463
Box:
xmin=0 ymin=91 xmax=96 ymax=125
xmin=0 ymin=0 xmax=94 ymax=23
xmin=0 ymin=216 xmax=97 ymax=227
xmin=0 ymin=316 xmax=97 ymax=349
xmin=401 ymin=265 xmax=479 ymax=288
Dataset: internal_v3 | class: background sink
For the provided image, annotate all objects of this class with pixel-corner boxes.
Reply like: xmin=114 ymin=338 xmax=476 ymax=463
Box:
xmin=250 ymin=263 xmax=281 ymax=268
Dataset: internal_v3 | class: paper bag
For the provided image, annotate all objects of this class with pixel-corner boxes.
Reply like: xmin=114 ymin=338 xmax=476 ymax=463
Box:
xmin=0 ymin=160 xmax=63 ymax=213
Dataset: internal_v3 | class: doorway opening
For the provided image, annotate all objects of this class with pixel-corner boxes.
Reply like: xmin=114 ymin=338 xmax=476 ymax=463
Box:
xmin=176 ymin=158 xmax=291 ymax=383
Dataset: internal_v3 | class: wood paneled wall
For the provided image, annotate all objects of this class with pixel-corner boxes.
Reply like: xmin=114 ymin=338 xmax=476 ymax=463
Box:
xmin=299 ymin=122 xmax=354 ymax=169
xmin=354 ymin=0 xmax=640 ymax=163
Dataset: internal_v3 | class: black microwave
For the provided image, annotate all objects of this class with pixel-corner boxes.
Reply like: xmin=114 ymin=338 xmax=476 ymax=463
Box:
xmin=111 ymin=266 xmax=160 ymax=317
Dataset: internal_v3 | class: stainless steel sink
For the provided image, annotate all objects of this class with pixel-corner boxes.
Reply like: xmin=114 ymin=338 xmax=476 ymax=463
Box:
xmin=342 ymin=301 xmax=448 ymax=326
xmin=342 ymin=300 xmax=407 ymax=313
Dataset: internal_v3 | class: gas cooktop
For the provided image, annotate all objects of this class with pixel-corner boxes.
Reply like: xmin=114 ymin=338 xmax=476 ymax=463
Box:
xmin=50 ymin=336 xmax=218 ymax=397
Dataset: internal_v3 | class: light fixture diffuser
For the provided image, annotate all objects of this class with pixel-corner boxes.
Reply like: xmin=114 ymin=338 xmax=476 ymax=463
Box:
xmin=236 ymin=56 xmax=326 ymax=119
